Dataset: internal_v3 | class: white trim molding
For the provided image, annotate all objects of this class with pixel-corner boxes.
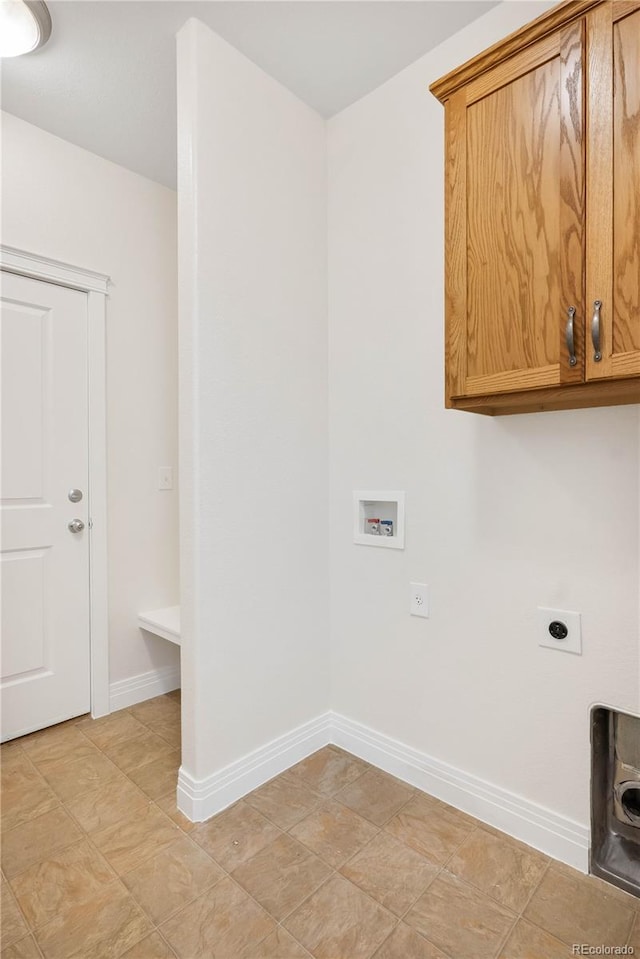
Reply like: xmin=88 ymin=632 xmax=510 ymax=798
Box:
xmin=0 ymin=245 xmax=109 ymax=294
xmin=177 ymin=713 xmax=333 ymax=821
xmin=177 ymin=710 xmax=590 ymax=873
xmin=1 ymin=244 xmax=111 ymax=719
xmin=110 ymin=665 xmax=181 ymax=712
xmin=331 ymin=712 xmax=589 ymax=873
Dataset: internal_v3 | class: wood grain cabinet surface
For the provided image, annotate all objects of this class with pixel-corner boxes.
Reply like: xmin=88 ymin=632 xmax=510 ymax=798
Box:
xmin=430 ymin=0 xmax=640 ymax=414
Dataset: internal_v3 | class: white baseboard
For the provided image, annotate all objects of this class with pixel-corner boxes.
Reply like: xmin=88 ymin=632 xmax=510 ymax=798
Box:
xmin=177 ymin=713 xmax=332 ymax=822
xmin=331 ymin=712 xmax=589 ymax=873
xmin=109 ymin=665 xmax=181 ymax=712
xmin=176 ymin=708 xmax=589 ymax=873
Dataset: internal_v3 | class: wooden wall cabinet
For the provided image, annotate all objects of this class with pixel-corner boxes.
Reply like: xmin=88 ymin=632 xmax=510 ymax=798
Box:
xmin=430 ymin=0 xmax=640 ymax=415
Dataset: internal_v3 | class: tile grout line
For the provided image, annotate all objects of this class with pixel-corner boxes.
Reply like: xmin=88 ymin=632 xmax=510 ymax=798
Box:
xmin=4 ymin=698 xmax=185 ymax=951
xmin=36 ymin=701 xmax=184 ymax=959
xmin=6 ymin=710 xmax=637 ymax=959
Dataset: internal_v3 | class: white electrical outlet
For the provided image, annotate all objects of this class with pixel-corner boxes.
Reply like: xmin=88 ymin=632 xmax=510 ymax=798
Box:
xmin=158 ymin=467 xmax=173 ymax=491
xmin=537 ymin=607 xmax=582 ymax=655
xmin=410 ymin=583 xmax=429 ymax=618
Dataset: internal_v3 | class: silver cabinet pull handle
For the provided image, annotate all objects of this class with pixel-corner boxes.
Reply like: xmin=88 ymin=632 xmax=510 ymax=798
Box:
xmin=68 ymin=519 xmax=85 ymax=534
xmin=566 ymin=306 xmax=577 ymax=367
xmin=592 ymin=299 xmax=602 ymax=362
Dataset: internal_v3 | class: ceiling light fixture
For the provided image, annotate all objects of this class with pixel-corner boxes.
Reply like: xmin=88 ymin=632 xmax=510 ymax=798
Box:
xmin=0 ymin=0 xmax=51 ymax=58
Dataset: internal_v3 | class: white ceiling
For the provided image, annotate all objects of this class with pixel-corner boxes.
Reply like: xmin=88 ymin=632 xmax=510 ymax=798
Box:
xmin=1 ymin=1 xmax=498 ymax=188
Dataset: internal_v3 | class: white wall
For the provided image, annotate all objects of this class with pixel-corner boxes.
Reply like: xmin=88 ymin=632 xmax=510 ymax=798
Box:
xmin=327 ymin=0 xmax=640 ymax=832
xmin=177 ymin=20 xmax=329 ymax=785
xmin=1 ymin=111 xmax=180 ymax=690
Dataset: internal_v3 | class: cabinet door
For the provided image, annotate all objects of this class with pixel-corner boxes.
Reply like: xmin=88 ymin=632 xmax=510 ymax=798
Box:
xmin=586 ymin=1 xmax=640 ymax=382
xmin=446 ymin=24 xmax=585 ymax=402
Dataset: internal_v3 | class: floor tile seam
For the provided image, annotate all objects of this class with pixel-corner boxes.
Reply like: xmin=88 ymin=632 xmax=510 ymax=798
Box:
xmin=311 ymin=794 xmax=385 ymax=838
xmin=437 ymin=822 xmax=484 ymax=872
xmin=338 ymin=856 xmax=440 ymax=929
xmin=130 ymin=713 xmax=181 ymax=740
xmin=1 ymin=878 xmax=33 ymax=948
xmin=231 ymin=856 xmax=336 ymax=928
xmin=28 ymin=872 xmax=141 ymax=953
xmin=332 ymin=824 xmax=391 ymax=876
xmin=1 ymin=747 xmax=63 ymax=816
xmin=97 ymin=732 xmax=180 ymax=777
xmin=516 ymin=912 xmax=588 ymax=950
xmin=378 ymin=912 xmax=458 ymax=959
xmin=555 ymin=862 xmax=640 ymax=915
xmin=490 ymin=909 xmax=520 ymax=959
xmin=31 ymin=931 xmax=46 ymax=959
xmin=78 ymin=725 xmax=154 ymax=753
xmin=329 ymin=785 xmax=417 ymax=829
xmin=88 ymin=737 xmax=179 ymax=806
xmin=20 ymin=872 xmax=128 ymax=936
xmin=156 ymin=873 xmax=279 ymax=955
xmin=389 ymin=858 xmax=445 ymax=925
xmin=270 ymin=919 xmax=314 ymax=958
xmin=389 ymin=863 xmax=464 ymax=959
xmin=287 ymin=759 xmax=371 ymax=799
xmin=6 ymin=932 xmax=46 ymax=959
xmin=148 ymin=727 xmax=181 ymax=749
xmin=514 ymin=855 xmax=552 ymax=919
xmin=6 ymin=833 xmax=120 ymax=930
xmin=242 ymin=793 xmax=325 ymax=833
xmin=0 ymin=793 xmax=64 ymax=838
xmin=395 ymin=842 xmax=518 ymax=959
xmin=430 ymin=865 xmax=520 ymax=930
xmin=94 ymin=817 xmax=187 ymax=880
xmin=442 ymin=824 xmax=551 ymax=918
xmin=33 ymin=741 xmax=128 ymax=801
xmin=275 ymin=868 xmax=339 ymax=931
xmin=138 ymin=834 xmax=236 ymax=930
xmin=125 ymin=704 xmax=181 ymax=730
xmin=120 ymin=862 xmax=225 ymax=932
xmin=108 ymin=908 xmax=159 ymax=959
xmin=621 ymin=908 xmax=638 ymax=948
xmin=368 ymin=922 xmax=398 ymax=959
xmin=61 ymin=770 xmax=153 ymax=831
xmin=378 ymin=818 xmax=458 ymax=871
xmin=327 ymin=745 xmax=371 ymax=763
xmin=134 ymin=717 xmax=182 ymax=738
xmin=170 ymin=827 xmax=236 ymax=879
xmin=1 ymin=809 xmax=84 ymax=882
xmin=282 ymin=825 xmax=381 ymax=873
xmin=297 ymin=863 xmax=401 ymax=930
xmin=289 ymin=790 xmax=388 ymax=841
xmin=151 ymin=924 xmax=180 ymax=959
xmin=26 ymin=728 xmax=105 ymax=770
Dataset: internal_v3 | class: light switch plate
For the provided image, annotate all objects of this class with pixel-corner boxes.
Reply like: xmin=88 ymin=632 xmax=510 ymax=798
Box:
xmin=537 ymin=607 xmax=581 ymax=655
xmin=158 ymin=467 xmax=173 ymax=491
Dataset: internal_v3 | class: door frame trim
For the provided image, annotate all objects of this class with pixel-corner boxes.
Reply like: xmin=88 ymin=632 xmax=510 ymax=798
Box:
xmin=1 ymin=244 xmax=111 ymax=718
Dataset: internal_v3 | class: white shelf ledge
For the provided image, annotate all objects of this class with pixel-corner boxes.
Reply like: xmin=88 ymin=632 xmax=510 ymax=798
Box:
xmin=138 ymin=606 xmax=181 ymax=646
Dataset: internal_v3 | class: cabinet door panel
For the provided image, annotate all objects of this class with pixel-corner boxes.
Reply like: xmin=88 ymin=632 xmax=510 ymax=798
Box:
xmin=612 ymin=8 xmax=640 ymax=359
xmin=587 ymin=2 xmax=640 ymax=380
xmin=452 ymin=25 xmax=585 ymax=399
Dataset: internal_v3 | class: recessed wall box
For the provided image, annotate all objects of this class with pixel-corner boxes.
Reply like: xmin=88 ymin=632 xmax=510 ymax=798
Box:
xmin=353 ymin=491 xmax=405 ymax=549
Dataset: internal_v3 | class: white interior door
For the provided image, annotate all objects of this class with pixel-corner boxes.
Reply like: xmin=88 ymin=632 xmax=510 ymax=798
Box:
xmin=1 ymin=271 xmax=91 ymax=740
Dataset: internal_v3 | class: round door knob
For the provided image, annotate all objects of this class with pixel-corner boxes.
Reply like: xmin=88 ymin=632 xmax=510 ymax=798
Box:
xmin=68 ymin=519 xmax=85 ymax=534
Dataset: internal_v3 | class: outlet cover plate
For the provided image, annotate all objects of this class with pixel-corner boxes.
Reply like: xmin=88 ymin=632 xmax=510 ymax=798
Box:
xmin=410 ymin=582 xmax=429 ymax=618
xmin=537 ymin=607 xmax=581 ymax=655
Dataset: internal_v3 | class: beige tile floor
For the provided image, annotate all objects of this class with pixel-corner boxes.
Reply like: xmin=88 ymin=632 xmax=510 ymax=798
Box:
xmin=1 ymin=693 xmax=639 ymax=958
